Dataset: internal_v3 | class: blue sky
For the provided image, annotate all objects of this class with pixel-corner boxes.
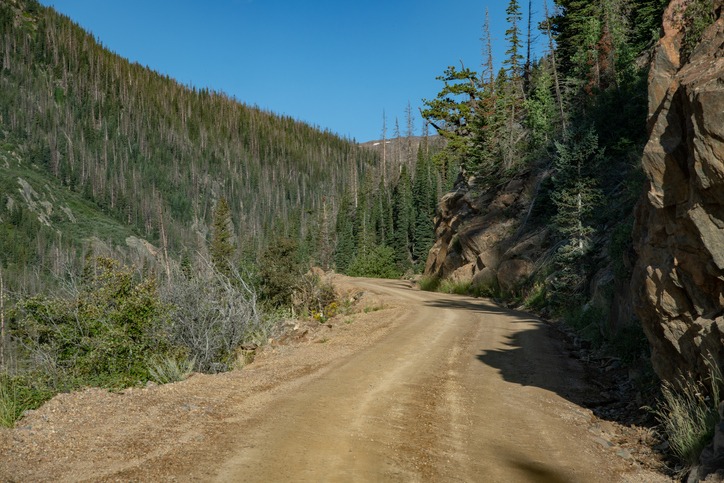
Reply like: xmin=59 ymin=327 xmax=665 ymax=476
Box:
xmin=38 ymin=1 xmax=546 ymax=142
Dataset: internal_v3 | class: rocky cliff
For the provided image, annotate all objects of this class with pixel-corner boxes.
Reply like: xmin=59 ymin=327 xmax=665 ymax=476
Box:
xmin=424 ymin=172 xmax=550 ymax=296
xmin=632 ymin=0 xmax=724 ymax=384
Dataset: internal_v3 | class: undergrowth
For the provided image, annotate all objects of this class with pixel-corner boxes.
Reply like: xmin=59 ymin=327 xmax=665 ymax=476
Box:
xmin=651 ymin=358 xmax=723 ymax=468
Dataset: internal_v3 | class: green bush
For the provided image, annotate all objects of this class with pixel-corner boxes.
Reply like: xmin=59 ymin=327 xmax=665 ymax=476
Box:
xmin=12 ymin=257 xmax=169 ymax=387
xmin=259 ymin=237 xmax=302 ymax=308
xmin=347 ymin=245 xmax=400 ymax=279
xmin=0 ymin=377 xmax=20 ymax=428
xmin=439 ymin=279 xmax=472 ymax=295
xmin=522 ymin=282 xmax=547 ymax=310
xmin=682 ymin=0 xmax=715 ymax=62
xmin=418 ymin=275 xmax=441 ymax=292
xmin=0 ymin=372 xmax=56 ymax=428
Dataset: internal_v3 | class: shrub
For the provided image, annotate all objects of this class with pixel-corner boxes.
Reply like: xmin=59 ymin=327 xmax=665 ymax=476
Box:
xmin=681 ymin=0 xmax=716 ymax=62
xmin=418 ymin=275 xmax=441 ymax=292
xmin=258 ymin=237 xmax=302 ymax=308
xmin=292 ymin=272 xmax=337 ymax=317
xmin=653 ymin=359 xmax=723 ymax=467
xmin=0 ymin=372 xmax=56 ymax=427
xmin=147 ymin=355 xmax=196 ymax=384
xmin=439 ymin=279 xmax=472 ymax=295
xmin=160 ymin=262 xmax=265 ymax=373
xmin=347 ymin=245 xmax=400 ymax=279
xmin=522 ymin=282 xmax=547 ymax=310
xmin=11 ymin=257 xmax=169 ymax=387
xmin=0 ymin=377 xmax=19 ymax=428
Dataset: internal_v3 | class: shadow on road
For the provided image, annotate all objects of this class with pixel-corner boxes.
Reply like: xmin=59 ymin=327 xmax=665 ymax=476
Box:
xmin=502 ymin=451 xmax=576 ymax=483
xmin=424 ymin=294 xmax=628 ymax=417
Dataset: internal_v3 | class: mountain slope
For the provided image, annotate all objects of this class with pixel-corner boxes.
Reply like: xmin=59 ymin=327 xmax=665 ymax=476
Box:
xmin=0 ymin=0 xmax=377 ymax=288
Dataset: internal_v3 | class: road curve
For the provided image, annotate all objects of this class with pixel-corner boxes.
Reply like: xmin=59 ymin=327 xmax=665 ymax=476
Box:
xmin=215 ymin=278 xmax=642 ymax=482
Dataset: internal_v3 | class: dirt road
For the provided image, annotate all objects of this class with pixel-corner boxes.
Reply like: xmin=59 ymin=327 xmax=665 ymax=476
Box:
xmin=1 ymin=277 xmax=668 ymax=482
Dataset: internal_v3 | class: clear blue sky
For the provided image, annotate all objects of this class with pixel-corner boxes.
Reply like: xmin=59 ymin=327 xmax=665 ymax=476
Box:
xmin=38 ymin=1 xmax=546 ymax=143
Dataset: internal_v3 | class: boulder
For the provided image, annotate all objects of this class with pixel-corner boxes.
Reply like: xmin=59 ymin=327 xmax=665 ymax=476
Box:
xmin=632 ymin=0 xmax=724 ymax=384
xmin=472 ymin=267 xmax=498 ymax=291
xmin=450 ymin=263 xmax=475 ymax=284
xmin=497 ymin=259 xmax=534 ymax=293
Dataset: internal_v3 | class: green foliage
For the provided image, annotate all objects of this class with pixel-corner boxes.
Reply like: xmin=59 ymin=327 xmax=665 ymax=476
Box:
xmin=653 ymin=360 xmax=723 ymax=467
xmin=11 ymin=257 xmax=169 ymax=387
xmin=259 ymin=237 xmax=302 ymax=308
xmin=0 ymin=1 xmax=378 ymax=293
xmin=347 ymin=244 xmax=400 ymax=279
xmin=392 ymin=166 xmax=414 ymax=271
xmin=421 ymin=65 xmax=481 ymax=175
xmin=439 ymin=279 xmax=473 ymax=296
xmin=210 ymin=197 xmax=234 ymax=276
xmin=681 ymin=0 xmax=715 ymax=61
xmin=147 ymin=355 xmax=196 ymax=384
xmin=0 ymin=372 xmax=56 ymax=427
xmin=292 ymin=272 xmax=337 ymax=318
xmin=412 ymin=149 xmax=437 ymax=265
xmin=418 ymin=275 xmax=441 ymax=292
xmin=0 ymin=377 xmax=21 ymax=428
xmin=334 ymin=195 xmax=356 ymax=273
xmin=504 ymin=0 xmax=524 ymax=80
xmin=551 ymin=128 xmax=604 ymax=247
xmin=522 ymin=282 xmax=547 ymax=310
xmin=524 ymin=67 xmax=558 ymax=151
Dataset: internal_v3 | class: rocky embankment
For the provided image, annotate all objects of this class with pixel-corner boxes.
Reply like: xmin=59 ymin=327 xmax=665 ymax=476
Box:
xmin=424 ymin=173 xmax=550 ymax=295
xmin=632 ymin=0 xmax=724 ymax=385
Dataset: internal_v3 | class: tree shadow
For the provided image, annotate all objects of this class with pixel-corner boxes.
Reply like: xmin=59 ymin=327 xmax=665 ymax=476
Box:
xmin=423 ymin=294 xmax=634 ymax=414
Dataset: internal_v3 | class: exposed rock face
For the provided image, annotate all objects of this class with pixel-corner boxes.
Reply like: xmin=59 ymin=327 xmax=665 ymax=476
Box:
xmin=424 ymin=173 xmax=548 ymax=293
xmin=632 ymin=0 xmax=724 ymax=383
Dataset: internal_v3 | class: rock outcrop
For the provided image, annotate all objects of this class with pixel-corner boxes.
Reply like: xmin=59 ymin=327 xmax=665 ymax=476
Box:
xmin=424 ymin=172 xmax=550 ymax=294
xmin=632 ymin=0 xmax=724 ymax=384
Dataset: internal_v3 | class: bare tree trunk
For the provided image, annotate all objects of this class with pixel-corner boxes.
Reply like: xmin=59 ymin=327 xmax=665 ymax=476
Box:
xmin=483 ymin=8 xmax=495 ymax=86
xmin=525 ymin=0 xmax=533 ymax=91
xmin=158 ymin=201 xmax=171 ymax=283
xmin=381 ymin=110 xmax=388 ymax=187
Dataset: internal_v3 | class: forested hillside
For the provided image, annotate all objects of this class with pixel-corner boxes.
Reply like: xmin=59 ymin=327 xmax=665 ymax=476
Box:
xmin=0 ymin=0 xmax=380 ymax=290
xmin=420 ymin=0 xmax=671 ymax=334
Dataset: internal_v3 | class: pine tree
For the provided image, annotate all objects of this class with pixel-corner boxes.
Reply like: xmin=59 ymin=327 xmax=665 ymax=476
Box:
xmin=421 ymin=64 xmax=481 ymax=177
xmin=210 ymin=197 xmax=234 ymax=276
xmin=524 ymin=65 xmax=558 ymax=151
xmin=334 ymin=194 xmax=356 ymax=273
xmin=505 ymin=0 xmax=524 ymax=81
xmin=391 ymin=165 xmax=414 ymax=271
xmin=412 ymin=149 xmax=436 ymax=266
xmin=502 ymin=0 xmax=527 ymax=170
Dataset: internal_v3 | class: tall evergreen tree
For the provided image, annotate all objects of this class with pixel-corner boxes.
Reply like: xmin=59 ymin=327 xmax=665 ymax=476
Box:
xmin=334 ymin=194 xmax=356 ymax=273
xmin=210 ymin=197 xmax=234 ymax=276
xmin=412 ymin=150 xmax=436 ymax=265
xmin=505 ymin=0 xmax=525 ymax=81
xmin=421 ymin=65 xmax=481 ymax=177
xmin=392 ymin=166 xmax=414 ymax=271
